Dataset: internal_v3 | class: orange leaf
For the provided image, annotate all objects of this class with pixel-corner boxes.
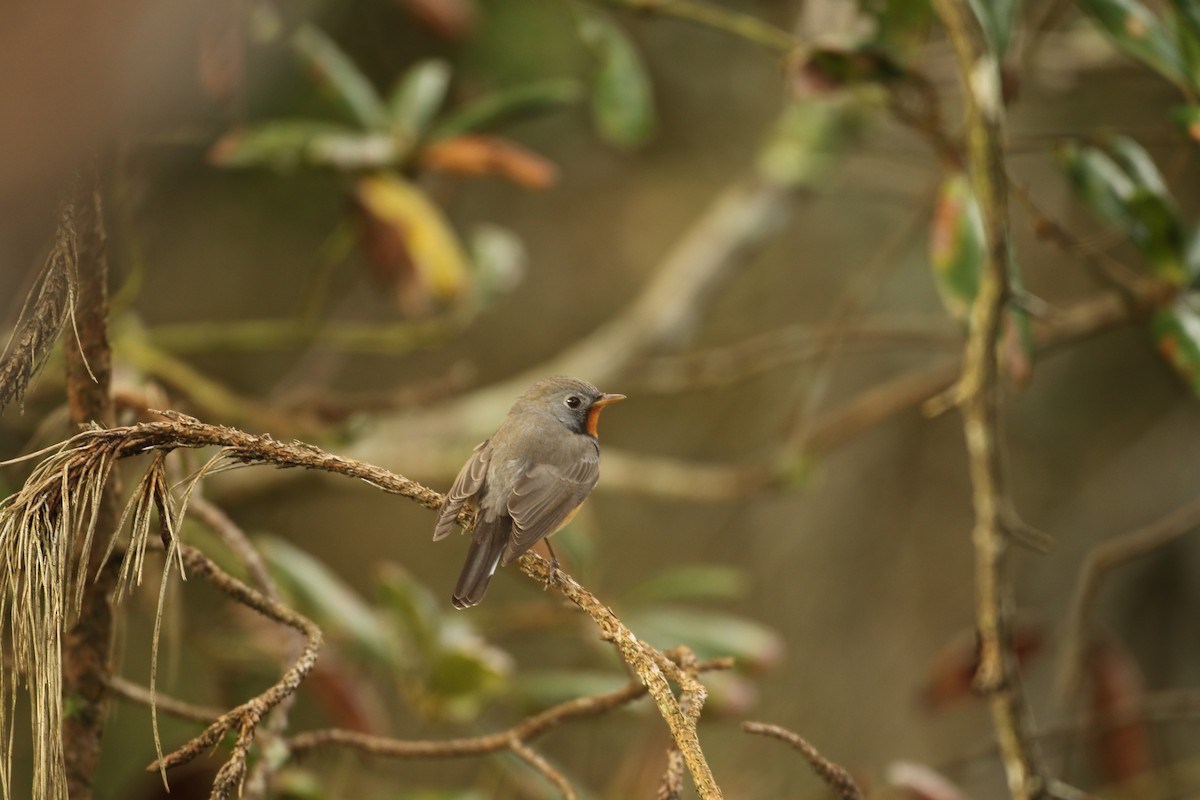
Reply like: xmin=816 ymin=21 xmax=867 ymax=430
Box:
xmin=419 ymin=134 xmax=559 ymax=190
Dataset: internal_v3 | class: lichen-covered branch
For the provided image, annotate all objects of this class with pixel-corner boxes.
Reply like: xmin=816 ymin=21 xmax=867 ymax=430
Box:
xmin=147 ymin=543 xmax=323 ymax=800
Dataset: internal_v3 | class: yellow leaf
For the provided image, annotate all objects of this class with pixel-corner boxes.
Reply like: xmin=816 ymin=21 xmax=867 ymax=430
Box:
xmin=353 ymin=173 xmax=470 ymax=315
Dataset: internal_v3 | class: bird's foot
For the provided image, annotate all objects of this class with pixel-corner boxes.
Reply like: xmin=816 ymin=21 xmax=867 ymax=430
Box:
xmin=543 ymin=555 xmax=560 ymax=591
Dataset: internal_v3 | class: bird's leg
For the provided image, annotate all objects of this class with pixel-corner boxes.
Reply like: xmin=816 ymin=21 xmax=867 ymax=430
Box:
xmin=543 ymin=539 xmax=560 ymax=590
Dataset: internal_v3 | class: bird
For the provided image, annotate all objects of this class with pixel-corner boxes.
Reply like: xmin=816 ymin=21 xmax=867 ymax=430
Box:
xmin=432 ymin=376 xmax=625 ymax=608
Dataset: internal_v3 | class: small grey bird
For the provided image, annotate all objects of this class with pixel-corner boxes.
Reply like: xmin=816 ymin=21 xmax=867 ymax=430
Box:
xmin=433 ymin=376 xmax=624 ymax=608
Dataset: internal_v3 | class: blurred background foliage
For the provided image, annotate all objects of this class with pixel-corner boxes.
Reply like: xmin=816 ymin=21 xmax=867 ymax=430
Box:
xmin=5 ymin=0 xmax=1200 ymax=797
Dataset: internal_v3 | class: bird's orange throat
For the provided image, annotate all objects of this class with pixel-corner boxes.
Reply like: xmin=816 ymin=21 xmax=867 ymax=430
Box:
xmin=586 ymin=406 xmax=605 ymax=437
xmin=586 ymin=393 xmax=625 ymax=437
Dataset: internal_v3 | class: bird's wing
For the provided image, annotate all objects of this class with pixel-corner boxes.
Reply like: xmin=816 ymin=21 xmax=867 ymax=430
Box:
xmin=502 ymin=444 xmax=599 ymax=564
xmin=432 ymin=440 xmax=492 ymax=541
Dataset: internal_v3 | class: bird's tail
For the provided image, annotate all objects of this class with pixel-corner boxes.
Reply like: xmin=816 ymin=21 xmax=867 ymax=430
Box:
xmin=452 ymin=516 xmax=510 ymax=609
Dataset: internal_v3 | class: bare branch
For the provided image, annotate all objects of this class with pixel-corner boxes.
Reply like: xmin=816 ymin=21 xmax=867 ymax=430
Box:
xmin=510 ymin=740 xmax=577 ymax=800
xmin=742 ymin=721 xmax=863 ymax=800
xmin=288 ymin=656 xmax=732 ymax=759
xmin=107 ymin=676 xmax=222 ymax=724
xmin=1056 ymin=498 xmax=1200 ymax=699
xmin=930 ymin=1 xmax=1054 ymax=796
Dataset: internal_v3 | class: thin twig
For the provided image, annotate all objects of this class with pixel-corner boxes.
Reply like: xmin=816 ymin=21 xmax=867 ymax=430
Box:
xmin=287 ymin=657 xmax=732 ymax=759
xmin=107 ymin=676 xmax=223 ymax=724
xmin=931 ymin=1 xmax=1052 ymax=797
xmin=742 ymin=721 xmax=864 ymax=800
xmin=147 ymin=544 xmax=323 ymax=800
xmin=1056 ymin=497 xmax=1200 ymax=700
xmin=510 ymin=740 xmax=578 ymax=800
xmin=589 ymin=0 xmax=799 ymax=54
xmin=188 ymin=496 xmax=301 ymax=799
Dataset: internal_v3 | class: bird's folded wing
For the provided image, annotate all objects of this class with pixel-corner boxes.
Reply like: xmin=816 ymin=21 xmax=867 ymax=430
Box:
xmin=502 ymin=447 xmax=599 ymax=564
xmin=432 ymin=440 xmax=492 ymax=541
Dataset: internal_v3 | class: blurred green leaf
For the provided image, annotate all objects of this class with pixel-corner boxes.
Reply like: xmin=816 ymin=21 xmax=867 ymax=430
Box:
xmin=1169 ymin=0 xmax=1200 ymax=86
xmin=396 ymin=792 xmax=485 ymax=800
xmin=1107 ymin=134 xmax=1171 ymax=196
xmin=427 ymin=649 xmax=509 ymax=698
xmin=1059 ymin=138 xmax=1185 ymax=282
xmin=577 ymin=10 xmax=656 ymax=149
xmin=1171 ymin=104 xmax=1200 ymax=142
xmin=376 ymin=563 xmax=442 ymax=657
xmin=1077 ymin=0 xmax=1187 ymax=86
xmin=259 ymin=536 xmax=400 ymax=668
xmin=928 ymin=171 xmax=1033 ymax=384
xmin=1151 ymin=296 xmax=1200 ymax=394
xmin=430 ymin=79 xmax=583 ymax=140
xmin=867 ymin=0 xmax=935 ymax=56
xmin=756 ymin=100 xmax=846 ymax=187
xmin=1187 ymin=223 xmax=1200 ymax=284
xmin=625 ymin=607 xmax=784 ymax=669
xmin=513 ymin=670 xmax=629 ymax=708
xmin=208 ymin=120 xmax=361 ymax=170
xmin=292 ymin=24 xmax=389 ymax=130
xmin=929 ymin=171 xmax=984 ymax=323
xmin=967 ymin=0 xmax=1019 ymax=56
xmin=270 ymin=766 xmax=323 ymax=799
xmin=307 ymin=131 xmax=402 ymax=170
xmin=469 ymin=222 xmax=527 ymax=299
xmin=389 ymin=59 xmax=452 ymax=143
xmin=626 ymin=565 xmax=749 ymax=606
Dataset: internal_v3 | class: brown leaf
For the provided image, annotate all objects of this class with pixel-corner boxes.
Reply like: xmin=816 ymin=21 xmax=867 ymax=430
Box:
xmin=921 ymin=621 xmax=1043 ymax=711
xmin=395 ymin=0 xmax=477 ymax=40
xmin=419 ymin=134 xmax=559 ymax=190
xmin=1088 ymin=637 xmax=1152 ymax=784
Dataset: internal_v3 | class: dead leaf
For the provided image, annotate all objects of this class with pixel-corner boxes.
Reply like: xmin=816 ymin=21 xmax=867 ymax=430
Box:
xmin=419 ymin=134 xmax=558 ymax=190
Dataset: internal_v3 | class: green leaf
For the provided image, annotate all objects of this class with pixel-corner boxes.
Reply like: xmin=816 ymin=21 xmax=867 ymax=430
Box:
xmin=258 ymin=536 xmax=401 ymax=668
xmin=1151 ymin=295 xmax=1200 ymax=394
xmin=1169 ymin=0 xmax=1200 ymax=87
xmin=626 ymin=565 xmax=749 ymax=606
xmin=512 ymin=670 xmax=629 ymax=708
xmin=1077 ymin=0 xmax=1188 ymax=86
xmin=625 ymin=607 xmax=784 ymax=669
xmin=868 ymin=0 xmax=936 ymax=56
xmin=208 ymin=120 xmax=362 ymax=170
xmin=375 ymin=563 xmax=442 ymax=656
xmin=967 ymin=0 xmax=1019 ymax=56
xmin=1171 ymin=103 xmax=1200 ymax=142
xmin=292 ymin=24 xmax=389 ymax=130
xmin=430 ymin=79 xmax=583 ymax=140
xmin=469 ymin=223 xmax=527 ymax=299
xmin=928 ymin=171 xmax=1033 ymax=384
xmin=1059 ymin=138 xmax=1186 ymax=282
xmin=389 ymin=59 xmax=452 ymax=143
xmin=577 ymin=10 xmax=656 ymax=149
xmin=929 ymin=171 xmax=985 ymax=323
xmin=1058 ymin=140 xmax=1136 ymax=225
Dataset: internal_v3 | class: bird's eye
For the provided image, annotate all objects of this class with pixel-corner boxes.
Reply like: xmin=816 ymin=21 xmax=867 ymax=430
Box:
xmin=565 ymin=395 xmax=582 ymax=409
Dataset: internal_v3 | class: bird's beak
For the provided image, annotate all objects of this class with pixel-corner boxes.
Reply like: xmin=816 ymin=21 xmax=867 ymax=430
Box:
xmin=593 ymin=393 xmax=626 ymax=408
